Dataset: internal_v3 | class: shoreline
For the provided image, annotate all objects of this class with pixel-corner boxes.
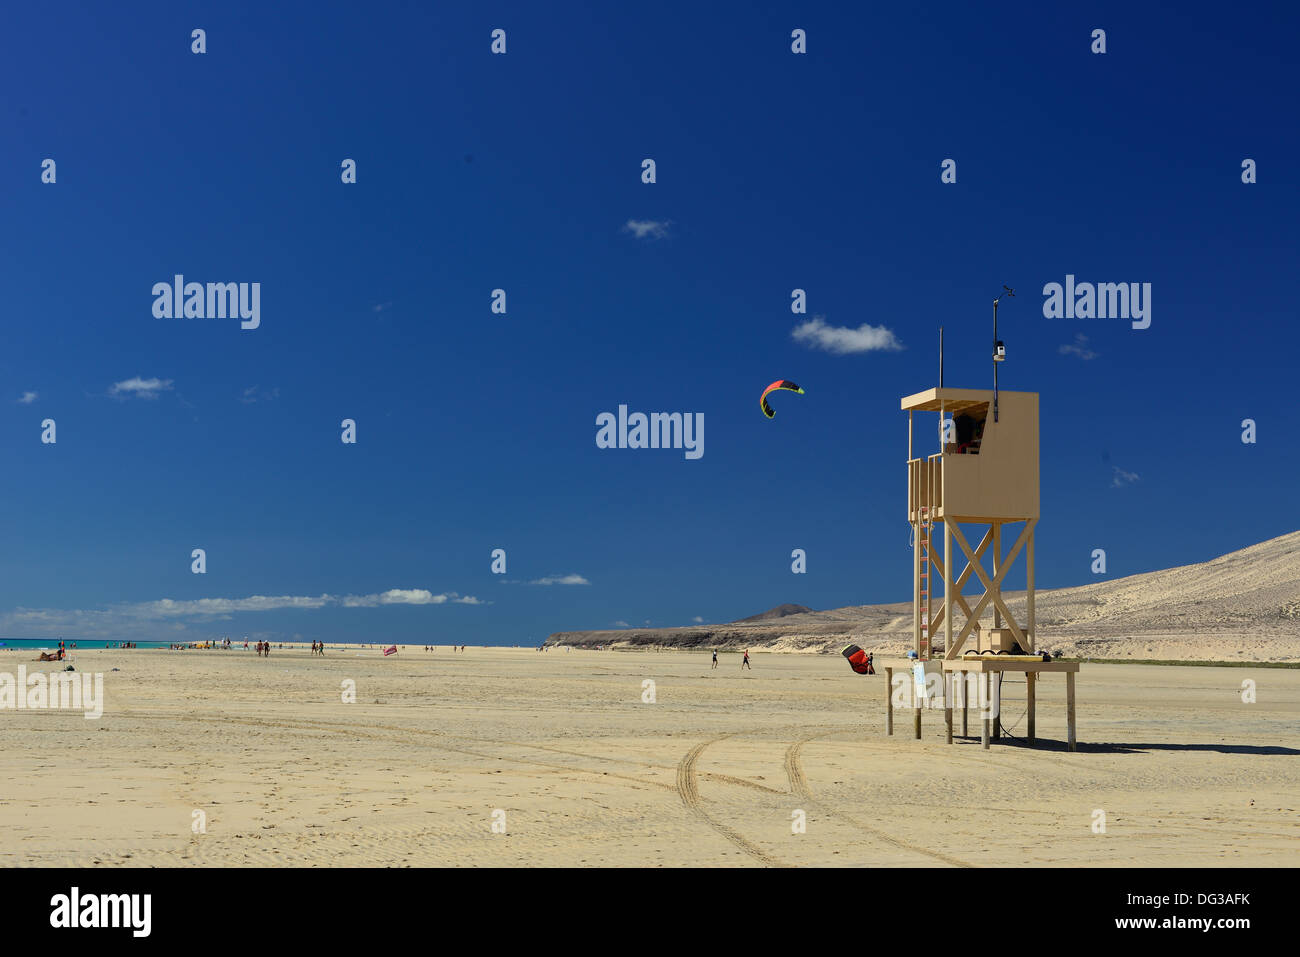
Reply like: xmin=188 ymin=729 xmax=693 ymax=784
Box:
xmin=4 ymin=643 xmax=1298 ymax=668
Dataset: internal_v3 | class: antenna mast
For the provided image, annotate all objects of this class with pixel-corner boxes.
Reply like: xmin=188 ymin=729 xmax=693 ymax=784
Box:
xmin=992 ymin=285 xmax=1014 ymax=422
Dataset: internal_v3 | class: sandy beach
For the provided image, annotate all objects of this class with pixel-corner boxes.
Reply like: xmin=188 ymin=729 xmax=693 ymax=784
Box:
xmin=1 ymin=645 xmax=1296 ymax=867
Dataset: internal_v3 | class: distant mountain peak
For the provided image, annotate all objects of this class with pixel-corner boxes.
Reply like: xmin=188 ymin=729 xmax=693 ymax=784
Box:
xmin=734 ymin=603 xmax=814 ymax=623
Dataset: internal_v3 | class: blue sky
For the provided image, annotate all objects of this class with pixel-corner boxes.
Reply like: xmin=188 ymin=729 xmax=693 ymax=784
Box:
xmin=1 ymin=1 xmax=1296 ymax=645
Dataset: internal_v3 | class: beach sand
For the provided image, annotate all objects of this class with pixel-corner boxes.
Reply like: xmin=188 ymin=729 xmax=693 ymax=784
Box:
xmin=1 ymin=646 xmax=1296 ymax=867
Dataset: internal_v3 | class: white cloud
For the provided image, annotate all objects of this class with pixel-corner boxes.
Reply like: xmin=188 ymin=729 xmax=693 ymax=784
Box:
xmin=0 ymin=587 xmax=484 ymax=636
xmin=792 ymin=316 xmax=903 ymax=354
xmin=612 ymin=620 xmax=630 ymax=628
xmin=692 ymin=616 xmax=704 ymax=623
xmin=1111 ymin=466 xmax=1140 ymax=488
xmin=528 ymin=574 xmax=590 ymax=586
xmin=110 ymin=376 xmax=174 ymax=399
xmin=341 ymin=589 xmax=484 ymax=607
xmin=136 ymin=595 xmax=332 ymax=617
xmin=17 ymin=391 xmax=38 ymax=404
xmin=623 ymin=219 xmax=671 ymax=240
xmin=1060 ymin=334 xmax=1098 ymax=360
xmin=240 ymin=385 xmax=280 ymax=403
xmin=503 ymin=574 xmax=590 ymax=586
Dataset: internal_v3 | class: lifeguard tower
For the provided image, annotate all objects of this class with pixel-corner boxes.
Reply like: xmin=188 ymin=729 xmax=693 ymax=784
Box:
xmin=884 ymin=379 xmax=1080 ymax=751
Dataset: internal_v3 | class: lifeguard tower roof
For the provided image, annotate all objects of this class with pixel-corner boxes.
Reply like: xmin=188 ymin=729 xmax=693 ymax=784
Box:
xmin=901 ymin=387 xmax=1035 ymax=413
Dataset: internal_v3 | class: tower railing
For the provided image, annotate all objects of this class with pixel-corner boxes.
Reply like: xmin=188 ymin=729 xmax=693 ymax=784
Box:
xmin=908 ymin=454 xmax=944 ymax=522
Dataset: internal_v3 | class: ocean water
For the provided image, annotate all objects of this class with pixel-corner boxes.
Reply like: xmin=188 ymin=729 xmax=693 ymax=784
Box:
xmin=0 ymin=639 xmax=397 ymax=650
xmin=0 ymin=639 xmax=174 ymax=650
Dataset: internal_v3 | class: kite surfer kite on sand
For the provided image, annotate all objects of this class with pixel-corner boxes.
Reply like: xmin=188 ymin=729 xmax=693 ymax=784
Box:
xmin=841 ymin=645 xmax=876 ymax=674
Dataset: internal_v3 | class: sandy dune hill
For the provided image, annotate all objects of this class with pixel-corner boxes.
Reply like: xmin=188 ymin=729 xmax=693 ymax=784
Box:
xmin=547 ymin=530 xmax=1300 ymax=661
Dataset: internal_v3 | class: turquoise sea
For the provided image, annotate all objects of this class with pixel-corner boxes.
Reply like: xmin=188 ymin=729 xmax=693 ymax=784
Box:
xmin=0 ymin=639 xmax=172 ymax=649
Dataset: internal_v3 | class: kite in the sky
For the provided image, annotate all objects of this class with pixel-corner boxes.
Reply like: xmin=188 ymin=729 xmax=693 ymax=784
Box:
xmin=760 ymin=379 xmax=804 ymax=418
xmin=842 ymin=644 xmax=875 ymax=675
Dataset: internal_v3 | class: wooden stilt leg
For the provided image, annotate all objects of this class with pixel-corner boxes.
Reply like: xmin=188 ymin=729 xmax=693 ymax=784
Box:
xmin=992 ymin=672 xmax=1001 ymax=740
xmin=1067 ymin=671 xmax=1077 ymax=752
xmin=961 ymin=670 xmax=968 ymax=737
xmin=945 ymin=672 xmax=953 ymax=744
xmin=981 ymin=674 xmax=991 ymax=750
xmin=1027 ymin=672 xmax=1036 ymax=743
xmin=885 ymin=667 xmax=893 ymax=735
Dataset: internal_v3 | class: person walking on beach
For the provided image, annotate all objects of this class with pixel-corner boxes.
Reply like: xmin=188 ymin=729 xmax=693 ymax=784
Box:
xmin=741 ymin=650 xmax=751 ymax=670
xmin=711 ymin=650 xmax=718 ymax=669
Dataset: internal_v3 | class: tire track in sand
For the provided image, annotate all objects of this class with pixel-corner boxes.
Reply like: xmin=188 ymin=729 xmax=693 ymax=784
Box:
xmin=127 ymin=709 xmax=786 ymax=795
xmin=128 ymin=710 xmax=678 ymax=795
xmin=782 ymin=732 xmax=974 ymax=868
xmin=676 ymin=735 xmax=784 ymax=867
xmin=784 ymin=737 xmax=812 ymax=800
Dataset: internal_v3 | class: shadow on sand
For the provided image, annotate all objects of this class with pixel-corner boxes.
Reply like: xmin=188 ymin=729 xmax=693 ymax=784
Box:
xmin=981 ymin=735 xmax=1300 ymax=756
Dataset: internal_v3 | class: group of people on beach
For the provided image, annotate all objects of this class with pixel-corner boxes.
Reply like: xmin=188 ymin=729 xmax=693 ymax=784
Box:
xmin=310 ymin=641 xmax=326 ymax=656
xmin=424 ymin=645 xmax=467 ymax=652
xmin=37 ymin=640 xmax=77 ymax=661
xmin=710 ymin=649 xmax=753 ymax=670
xmin=255 ymin=641 xmax=272 ymax=657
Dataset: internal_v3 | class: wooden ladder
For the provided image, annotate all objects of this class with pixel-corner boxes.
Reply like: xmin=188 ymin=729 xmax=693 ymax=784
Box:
xmin=918 ymin=508 xmax=932 ymax=660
